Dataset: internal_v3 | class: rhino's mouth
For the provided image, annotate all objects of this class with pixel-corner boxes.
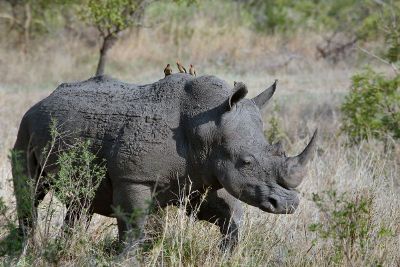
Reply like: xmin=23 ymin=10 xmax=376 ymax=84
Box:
xmin=259 ymin=201 xmax=277 ymax=213
xmin=258 ymin=189 xmax=299 ymax=214
xmin=259 ymin=201 xmax=297 ymax=214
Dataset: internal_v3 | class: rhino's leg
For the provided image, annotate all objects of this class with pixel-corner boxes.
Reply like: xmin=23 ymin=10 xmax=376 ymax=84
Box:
xmin=188 ymin=189 xmax=243 ymax=250
xmin=112 ymin=183 xmax=152 ymax=245
xmin=12 ymin=135 xmax=48 ymax=238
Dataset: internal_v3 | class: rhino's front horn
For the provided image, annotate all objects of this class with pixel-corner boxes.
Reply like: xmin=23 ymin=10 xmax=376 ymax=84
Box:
xmin=252 ymin=80 xmax=278 ymax=109
xmin=284 ymin=129 xmax=318 ymax=188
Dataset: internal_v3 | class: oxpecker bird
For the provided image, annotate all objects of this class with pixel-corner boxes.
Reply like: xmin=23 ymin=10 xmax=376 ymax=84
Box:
xmin=176 ymin=61 xmax=187 ymax=73
xmin=189 ymin=64 xmax=196 ymax=76
xmin=164 ymin=64 xmax=172 ymax=77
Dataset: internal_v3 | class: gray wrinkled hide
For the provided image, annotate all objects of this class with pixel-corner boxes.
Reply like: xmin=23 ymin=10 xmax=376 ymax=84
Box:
xmin=13 ymin=73 xmax=308 ymax=247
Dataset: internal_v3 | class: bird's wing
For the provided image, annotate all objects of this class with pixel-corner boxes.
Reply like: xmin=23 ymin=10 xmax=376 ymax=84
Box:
xmin=183 ymin=66 xmax=187 ymax=73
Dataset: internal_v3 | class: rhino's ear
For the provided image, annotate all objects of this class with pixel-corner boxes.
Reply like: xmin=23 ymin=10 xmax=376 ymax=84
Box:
xmin=228 ymin=82 xmax=248 ymax=110
xmin=252 ymin=80 xmax=277 ymax=109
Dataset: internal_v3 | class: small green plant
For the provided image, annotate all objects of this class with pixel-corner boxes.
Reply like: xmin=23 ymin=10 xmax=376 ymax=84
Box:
xmin=264 ymin=102 xmax=287 ymax=145
xmin=0 ymin=197 xmax=23 ymax=257
xmin=9 ymin=149 xmax=36 ymax=238
xmin=39 ymin=122 xmax=107 ymax=263
xmin=309 ymin=190 xmax=393 ymax=265
xmin=2 ymin=119 xmax=108 ymax=264
xmin=341 ymin=69 xmax=400 ymax=145
xmin=53 ymin=139 xmax=105 ymax=225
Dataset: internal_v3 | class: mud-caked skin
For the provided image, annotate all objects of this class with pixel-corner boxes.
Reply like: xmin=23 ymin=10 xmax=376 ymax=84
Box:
xmin=12 ymin=73 xmax=317 ymax=247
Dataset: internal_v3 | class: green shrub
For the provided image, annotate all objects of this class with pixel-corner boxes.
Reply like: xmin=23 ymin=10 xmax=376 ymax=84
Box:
xmin=0 ymin=197 xmax=23 ymax=257
xmin=309 ymin=190 xmax=393 ymax=265
xmin=53 ymin=139 xmax=105 ymax=222
xmin=340 ymin=69 xmax=400 ymax=144
xmin=264 ymin=102 xmax=287 ymax=145
xmin=340 ymin=5 xmax=400 ymax=145
xmin=1 ymin=119 xmax=107 ymax=264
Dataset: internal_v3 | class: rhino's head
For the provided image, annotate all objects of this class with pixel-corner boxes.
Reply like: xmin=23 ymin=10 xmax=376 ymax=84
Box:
xmin=185 ymin=76 xmax=317 ymax=214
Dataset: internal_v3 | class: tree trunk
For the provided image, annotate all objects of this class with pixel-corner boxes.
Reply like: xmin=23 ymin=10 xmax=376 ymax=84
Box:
xmin=9 ymin=2 xmax=31 ymax=53
xmin=23 ymin=2 xmax=31 ymax=54
xmin=95 ymin=34 xmax=118 ymax=76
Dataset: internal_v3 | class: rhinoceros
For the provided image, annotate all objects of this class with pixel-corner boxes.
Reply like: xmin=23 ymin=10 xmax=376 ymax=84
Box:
xmin=12 ymin=74 xmax=317 ymax=247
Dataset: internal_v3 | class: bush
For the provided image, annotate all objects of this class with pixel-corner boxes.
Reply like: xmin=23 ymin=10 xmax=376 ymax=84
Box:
xmin=1 ymin=119 xmax=107 ymax=264
xmin=309 ymin=190 xmax=393 ymax=265
xmin=340 ymin=5 xmax=400 ymax=146
xmin=38 ymin=122 xmax=107 ymax=263
xmin=264 ymin=102 xmax=287 ymax=145
xmin=340 ymin=69 xmax=400 ymax=145
xmin=0 ymin=197 xmax=23 ymax=257
xmin=52 ymin=139 xmax=105 ymax=224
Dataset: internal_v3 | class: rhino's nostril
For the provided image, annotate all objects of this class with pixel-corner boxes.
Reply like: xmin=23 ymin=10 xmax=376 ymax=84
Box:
xmin=268 ymin=197 xmax=278 ymax=209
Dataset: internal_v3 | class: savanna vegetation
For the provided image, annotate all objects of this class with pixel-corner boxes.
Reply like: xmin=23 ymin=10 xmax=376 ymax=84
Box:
xmin=0 ymin=0 xmax=399 ymax=265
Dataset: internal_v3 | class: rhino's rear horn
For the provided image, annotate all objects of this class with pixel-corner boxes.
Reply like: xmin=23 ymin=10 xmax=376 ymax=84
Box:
xmin=252 ymin=80 xmax=277 ymax=109
xmin=284 ymin=129 xmax=318 ymax=188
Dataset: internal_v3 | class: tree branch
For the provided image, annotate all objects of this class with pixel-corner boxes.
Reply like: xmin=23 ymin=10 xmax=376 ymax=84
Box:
xmin=358 ymin=46 xmax=399 ymax=74
xmin=0 ymin=13 xmax=14 ymax=21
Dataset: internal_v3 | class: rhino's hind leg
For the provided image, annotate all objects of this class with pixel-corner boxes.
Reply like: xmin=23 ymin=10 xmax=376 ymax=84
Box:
xmin=112 ymin=183 xmax=152 ymax=246
xmin=188 ymin=189 xmax=243 ymax=250
xmin=11 ymin=142 xmax=48 ymax=238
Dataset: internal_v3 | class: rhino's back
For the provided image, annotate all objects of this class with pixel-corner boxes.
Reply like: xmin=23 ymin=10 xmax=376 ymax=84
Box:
xmin=41 ymin=75 xmax=183 ymax=122
xmin=23 ymin=75 xmax=192 ymax=167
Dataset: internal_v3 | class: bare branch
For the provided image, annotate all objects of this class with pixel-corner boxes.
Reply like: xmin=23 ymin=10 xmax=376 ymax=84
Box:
xmin=0 ymin=13 xmax=14 ymax=21
xmin=358 ymin=46 xmax=399 ymax=74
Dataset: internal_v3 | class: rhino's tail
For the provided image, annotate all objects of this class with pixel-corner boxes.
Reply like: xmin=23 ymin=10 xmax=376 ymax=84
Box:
xmin=11 ymin=118 xmax=45 ymax=237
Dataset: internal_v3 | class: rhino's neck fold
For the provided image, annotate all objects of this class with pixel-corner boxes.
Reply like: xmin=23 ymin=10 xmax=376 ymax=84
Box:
xmin=181 ymin=115 xmax=222 ymax=190
xmin=178 ymin=75 xmax=232 ymax=190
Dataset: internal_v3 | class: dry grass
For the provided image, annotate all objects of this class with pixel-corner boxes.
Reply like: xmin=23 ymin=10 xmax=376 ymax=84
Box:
xmin=0 ymin=2 xmax=399 ymax=265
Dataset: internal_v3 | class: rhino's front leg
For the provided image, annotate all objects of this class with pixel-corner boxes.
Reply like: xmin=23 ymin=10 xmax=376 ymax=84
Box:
xmin=190 ymin=189 xmax=243 ymax=250
xmin=112 ymin=182 xmax=152 ymax=245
